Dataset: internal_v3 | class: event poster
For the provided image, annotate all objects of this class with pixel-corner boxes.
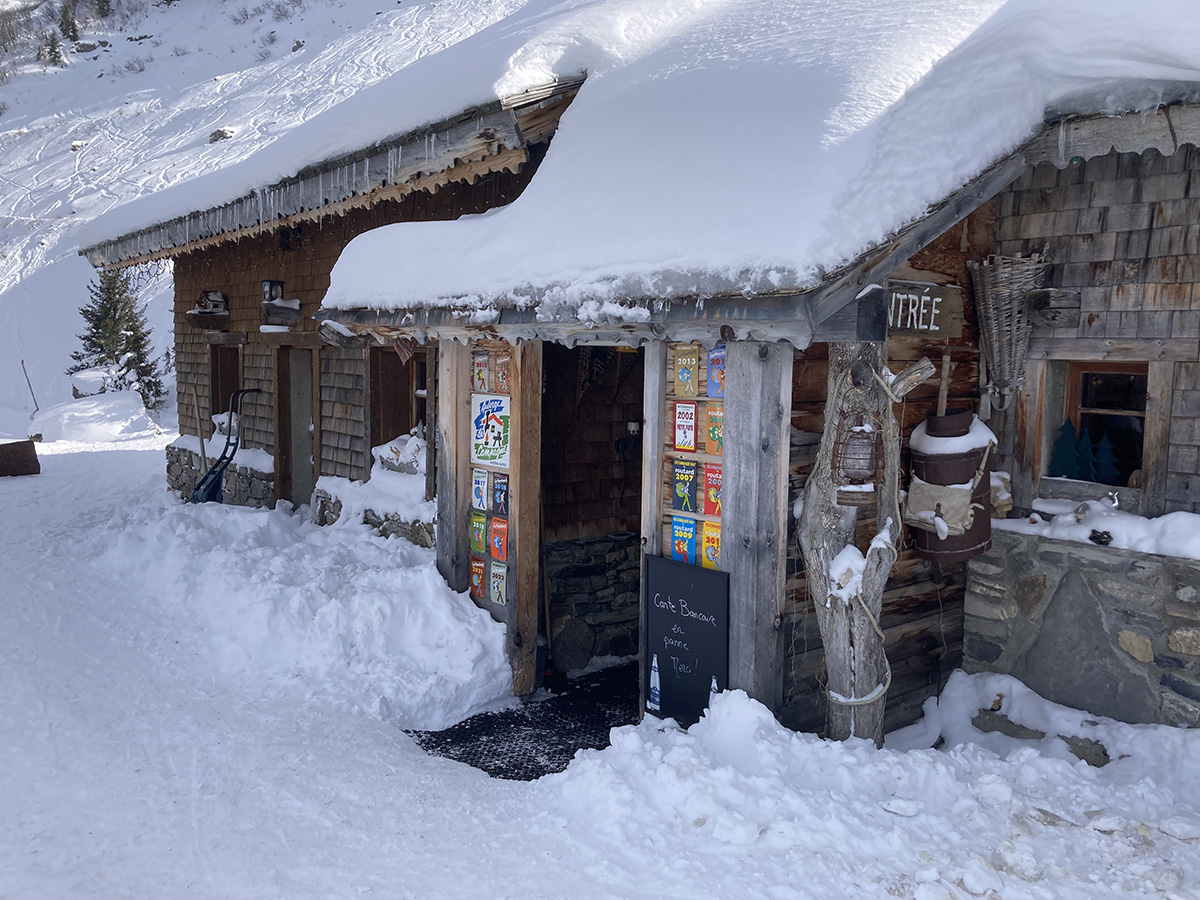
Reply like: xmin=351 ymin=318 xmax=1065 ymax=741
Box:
xmin=489 ymin=562 xmax=508 ymax=606
xmin=705 ymin=402 xmax=724 ymax=456
xmin=472 ymin=351 xmax=489 ymax=392
xmin=491 ymin=472 xmax=509 ymax=515
xmin=469 ymin=557 xmax=486 ymax=600
xmin=670 ymin=516 xmax=697 ymax=565
xmin=674 ymin=401 xmax=697 ymax=452
xmin=675 ymin=344 xmax=700 ymax=397
xmin=470 ymin=511 xmax=487 ymax=554
xmin=489 ymin=517 xmax=509 ymax=562
xmin=672 ymin=459 xmax=698 ymax=512
xmin=701 ymin=521 xmax=722 ymax=571
xmin=703 ymin=463 xmax=722 ymax=517
xmin=706 ymin=345 xmax=726 ymax=398
xmin=492 ymin=350 xmax=511 ymax=395
xmin=471 ymin=468 xmax=488 ymax=511
xmin=470 ymin=394 xmax=511 ymax=467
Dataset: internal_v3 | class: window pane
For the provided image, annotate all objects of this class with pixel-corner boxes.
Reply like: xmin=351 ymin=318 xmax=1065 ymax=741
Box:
xmin=1081 ymin=371 xmax=1147 ymax=412
xmin=1080 ymin=412 xmax=1144 ymax=486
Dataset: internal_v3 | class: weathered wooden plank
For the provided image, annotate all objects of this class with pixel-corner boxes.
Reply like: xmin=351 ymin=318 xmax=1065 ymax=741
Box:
xmin=639 ymin=341 xmax=668 ymax=715
xmin=1027 ymin=338 xmax=1196 ymax=361
xmin=723 ymin=341 xmax=792 ymax=713
xmin=510 ymin=340 xmax=543 ymax=696
xmin=1142 ymin=360 xmax=1175 ymax=517
xmin=435 ymin=340 xmax=471 ymax=592
xmin=1012 ymin=359 xmax=1046 ymax=513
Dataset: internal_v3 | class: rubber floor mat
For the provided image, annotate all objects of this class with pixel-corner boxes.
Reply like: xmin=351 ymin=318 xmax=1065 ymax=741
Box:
xmin=406 ymin=661 xmax=640 ymax=781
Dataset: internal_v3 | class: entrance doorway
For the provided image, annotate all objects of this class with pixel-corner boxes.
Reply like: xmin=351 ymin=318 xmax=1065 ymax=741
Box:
xmin=538 ymin=344 xmax=644 ymax=684
xmin=277 ymin=347 xmax=315 ymax=507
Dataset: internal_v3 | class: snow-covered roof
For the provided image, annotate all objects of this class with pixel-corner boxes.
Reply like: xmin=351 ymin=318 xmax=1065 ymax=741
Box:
xmin=81 ymin=0 xmax=1200 ymax=328
xmin=317 ymin=0 xmax=1200 ymax=322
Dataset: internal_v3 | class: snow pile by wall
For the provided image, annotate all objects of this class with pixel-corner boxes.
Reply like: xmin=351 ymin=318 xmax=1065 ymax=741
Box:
xmin=93 ymin=497 xmax=510 ymax=730
xmin=998 ymin=500 xmax=1200 ymax=562
xmin=30 ymin=393 xmax=160 ymax=443
xmin=549 ymin=676 xmax=1200 ymax=897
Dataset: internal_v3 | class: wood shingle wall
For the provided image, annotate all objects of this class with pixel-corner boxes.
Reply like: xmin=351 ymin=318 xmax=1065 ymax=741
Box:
xmin=321 ymin=346 xmax=369 ymax=481
xmin=993 ymin=146 xmax=1200 ymax=514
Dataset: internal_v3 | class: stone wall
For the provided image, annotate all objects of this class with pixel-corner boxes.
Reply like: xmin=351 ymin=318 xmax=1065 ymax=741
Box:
xmin=964 ymin=529 xmax=1200 ymax=727
xmin=310 ymin=486 xmax=434 ymax=548
xmin=544 ymin=531 xmax=640 ymax=672
xmin=166 ymin=446 xmax=274 ymax=508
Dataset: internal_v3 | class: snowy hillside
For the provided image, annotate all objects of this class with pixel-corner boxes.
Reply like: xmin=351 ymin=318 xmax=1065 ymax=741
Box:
xmin=0 ymin=0 xmax=527 ymax=435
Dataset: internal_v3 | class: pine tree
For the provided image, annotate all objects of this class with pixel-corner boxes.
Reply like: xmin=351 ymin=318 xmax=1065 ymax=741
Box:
xmin=95 ymin=0 xmax=112 ymax=17
xmin=68 ymin=269 xmax=166 ymax=409
xmin=58 ymin=3 xmax=79 ymax=42
xmin=38 ymin=30 xmax=65 ymax=65
xmin=1048 ymin=420 xmax=1082 ymax=479
xmin=1095 ymin=432 xmax=1121 ymax=485
xmin=1077 ymin=432 xmax=1098 ymax=482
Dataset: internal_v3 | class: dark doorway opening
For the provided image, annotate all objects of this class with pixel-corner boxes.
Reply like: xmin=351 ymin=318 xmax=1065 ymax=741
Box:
xmin=538 ymin=344 xmax=643 ymax=703
xmin=277 ymin=347 xmax=315 ymax=507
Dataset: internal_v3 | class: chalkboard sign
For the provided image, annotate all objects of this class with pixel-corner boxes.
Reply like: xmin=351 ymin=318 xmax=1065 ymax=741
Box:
xmin=644 ymin=555 xmax=729 ymax=726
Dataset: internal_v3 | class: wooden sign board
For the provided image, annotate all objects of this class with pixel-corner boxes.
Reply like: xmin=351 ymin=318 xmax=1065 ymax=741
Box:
xmin=886 ymin=281 xmax=963 ymax=338
xmin=644 ymin=555 xmax=729 ymax=727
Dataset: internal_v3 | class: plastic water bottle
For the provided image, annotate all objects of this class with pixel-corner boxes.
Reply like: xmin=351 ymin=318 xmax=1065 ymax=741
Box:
xmin=708 ymin=675 xmax=719 ymax=712
xmin=648 ymin=654 xmax=661 ymax=712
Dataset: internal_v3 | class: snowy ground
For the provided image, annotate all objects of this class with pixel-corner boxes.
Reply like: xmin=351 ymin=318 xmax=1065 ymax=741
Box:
xmin=2 ymin=413 xmax=1199 ymax=899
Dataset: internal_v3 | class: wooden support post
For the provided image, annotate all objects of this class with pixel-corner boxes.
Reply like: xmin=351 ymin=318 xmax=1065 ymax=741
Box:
xmin=638 ymin=340 xmax=668 ymax=716
xmin=1141 ymin=360 xmax=1174 ymax=517
xmin=1012 ymin=358 xmax=1046 ymax=514
xmin=435 ymin=339 xmax=471 ymax=592
xmin=723 ymin=340 xmax=792 ymax=714
xmin=509 ymin=340 xmax=543 ymax=695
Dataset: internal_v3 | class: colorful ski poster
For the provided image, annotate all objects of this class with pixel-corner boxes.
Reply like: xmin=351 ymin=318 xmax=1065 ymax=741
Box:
xmin=471 ymin=468 xmax=488 ymax=511
xmin=706 ymin=345 xmax=726 ymax=398
xmin=470 ymin=511 xmax=487 ymax=554
xmin=469 ymin=557 xmax=486 ymax=600
xmin=705 ymin=402 xmax=724 ymax=456
xmin=489 ymin=562 xmax=508 ymax=606
xmin=701 ymin=521 xmax=722 ymax=570
xmin=489 ymin=516 xmax=509 ymax=562
xmin=703 ymin=463 xmax=722 ymax=517
xmin=674 ymin=344 xmax=700 ymax=397
xmin=672 ymin=459 xmax=698 ymax=512
xmin=491 ymin=472 xmax=509 ymax=515
xmin=470 ymin=394 xmax=511 ymax=467
xmin=492 ymin=350 xmax=511 ymax=395
xmin=674 ymin=400 xmax=697 ymax=452
xmin=670 ymin=516 xmax=697 ymax=565
xmin=472 ymin=350 xmax=489 ymax=392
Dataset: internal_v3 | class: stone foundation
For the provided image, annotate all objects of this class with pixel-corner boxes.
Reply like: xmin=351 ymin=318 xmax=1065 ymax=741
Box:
xmin=166 ymin=445 xmax=274 ymax=508
xmin=544 ymin=531 xmax=640 ymax=672
xmin=310 ymin=487 xmax=435 ymax=548
xmin=965 ymin=529 xmax=1200 ymax=727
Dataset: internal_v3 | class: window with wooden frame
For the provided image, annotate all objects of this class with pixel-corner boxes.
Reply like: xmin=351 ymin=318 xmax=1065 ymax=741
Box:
xmin=369 ymin=346 xmax=428 ymax=448
xmin=1060 ymin=361 xmax=1148 ymax=487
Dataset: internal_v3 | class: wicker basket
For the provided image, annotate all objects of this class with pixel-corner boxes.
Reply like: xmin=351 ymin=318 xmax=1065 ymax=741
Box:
xmin=967 ymin=253 xmax=1050 ymax=408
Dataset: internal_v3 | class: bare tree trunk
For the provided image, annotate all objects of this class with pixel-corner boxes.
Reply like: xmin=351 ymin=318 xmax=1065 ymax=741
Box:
xmin=798 ymin=343 xmax=932 ymax=745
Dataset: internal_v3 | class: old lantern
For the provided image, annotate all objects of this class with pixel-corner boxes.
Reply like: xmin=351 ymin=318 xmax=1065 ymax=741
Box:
xmin=832 ymin=414 xmax=879 ymax=505
xmin=262 ymin=280 xmax=285 ymax=304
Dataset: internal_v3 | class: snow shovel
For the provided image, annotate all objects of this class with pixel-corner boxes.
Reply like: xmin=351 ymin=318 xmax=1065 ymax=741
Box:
xmin=188 ymin=388 xmax=261 ymax=504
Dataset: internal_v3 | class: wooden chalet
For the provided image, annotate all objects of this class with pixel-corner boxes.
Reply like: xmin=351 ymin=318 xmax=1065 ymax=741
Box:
xmin=82 ymin=92 xmax=1200 ymax=731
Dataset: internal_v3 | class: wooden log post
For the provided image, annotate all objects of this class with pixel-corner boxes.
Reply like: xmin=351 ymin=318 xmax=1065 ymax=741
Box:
xmin=723 ymin=340 xmax=792 ymax=714
xmin=638 ymin=340 xmax=668 ymax=715
xmin=509 ymin=340 xmax=543 ymax=695
xmin=435 ymin=339 xmax=471 ymax=592
xmin=798 ymin=343 xmax=933 ymax=745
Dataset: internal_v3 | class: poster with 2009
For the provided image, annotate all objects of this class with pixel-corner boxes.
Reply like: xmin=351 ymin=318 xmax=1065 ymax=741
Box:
xmin=470 ymin=393 xmax=511 ymax=468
